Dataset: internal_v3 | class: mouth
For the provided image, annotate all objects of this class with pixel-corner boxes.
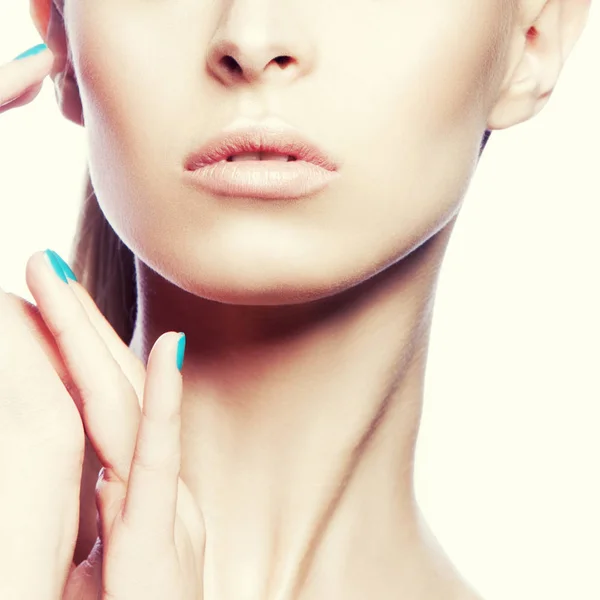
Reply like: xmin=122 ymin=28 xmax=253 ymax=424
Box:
xmin=184 ymin=126 xmax=339 ymax=171
xmin=183 ymin=126 xmax=340 ymax=200
xmin=225 ymin=152 xmax=298 ymax=162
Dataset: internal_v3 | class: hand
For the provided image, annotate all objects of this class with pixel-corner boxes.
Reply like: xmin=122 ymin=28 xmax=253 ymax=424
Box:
xmin=21 ymin=250 xmax=206 ymax=599
xmin=0 ymin=279 xmax=85 ymax=599
xmin=0 ymin=43 xmax=53 ymax=113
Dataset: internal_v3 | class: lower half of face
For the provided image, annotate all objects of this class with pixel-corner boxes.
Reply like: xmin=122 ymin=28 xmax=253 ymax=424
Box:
xmin=71 ymin=0 xmax=512 ymax=305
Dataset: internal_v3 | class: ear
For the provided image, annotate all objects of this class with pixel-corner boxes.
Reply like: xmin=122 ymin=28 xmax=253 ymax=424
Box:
xmin=487 ymin=0 xmax=591 ymax=130
xmin=30 ymin=0 xmax=84 ymax=127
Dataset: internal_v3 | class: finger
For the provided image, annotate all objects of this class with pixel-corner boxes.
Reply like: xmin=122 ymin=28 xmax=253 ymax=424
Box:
xmin=2 ymin=292 xmax=72 ymax=387
xmin=0 ymin=45 xmax=52 ymax=110
xmin=66 ymin=277 xmax=146 ymax=403
xmin=0 ymin=286 xmax=77 ymax=423
xmin=0 ymin=82 xmax=45 ymax=113
xmin=10 ymin=264 xmax=147 ymax=404
xmin=95 ymin=466 xmax=127 ymax=545
xmin=26 ymin=249 xmax=141 ymax=482
xmin=121 ymin=332 xmax=185 ymax=541
xmin=1 ymin=292 xmax=97 ymax=410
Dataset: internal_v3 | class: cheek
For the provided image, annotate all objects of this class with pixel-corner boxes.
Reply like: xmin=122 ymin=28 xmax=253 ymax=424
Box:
xmin=309 ymin=3 xmax=501 ymax=266
xmin=67 ymin=3 xmax=204 ymax=246
xmin=326 ymin=1 xmax=500 ymax=158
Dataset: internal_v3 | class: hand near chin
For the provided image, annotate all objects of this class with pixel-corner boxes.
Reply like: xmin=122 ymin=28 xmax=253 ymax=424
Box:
xmin=0 ymin=270 xmax=85 ymax=600
xmin=14 ymin=250 xmax=205 ymax=599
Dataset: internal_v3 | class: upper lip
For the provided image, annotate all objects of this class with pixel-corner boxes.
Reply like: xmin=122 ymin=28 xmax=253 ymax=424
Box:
xmin=184 ymin=126 xmax=339 ymax=172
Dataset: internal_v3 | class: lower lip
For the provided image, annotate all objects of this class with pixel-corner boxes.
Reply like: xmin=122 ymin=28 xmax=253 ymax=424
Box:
xmin=183 ymin=160 xmax=340 ymax=200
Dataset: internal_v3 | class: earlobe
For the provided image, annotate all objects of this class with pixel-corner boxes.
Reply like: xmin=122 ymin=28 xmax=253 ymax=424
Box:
xmin=486 ymin=0 xmax=591 ymax=131
xmin=487 ymin=46 xmax=543 ymax=130
xmin=54 ymin=64 xmax=85 ymax=128
xmin=30 ymin=0 xmax=85 ymax=127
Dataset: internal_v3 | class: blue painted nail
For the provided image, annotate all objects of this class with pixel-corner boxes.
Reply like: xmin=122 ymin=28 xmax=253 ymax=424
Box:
xmin=44 ymin=249 xmax=67 ymax=283
xmin=13 ymin=43 xmax=48 ymax=61
xmin=176 ymin=333 xmax=186 ymax=372
xmin=50 ymin=250 xmax=77 ymax=282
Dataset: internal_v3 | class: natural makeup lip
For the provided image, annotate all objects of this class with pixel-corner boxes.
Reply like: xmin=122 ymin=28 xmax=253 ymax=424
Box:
xmin=182 ymin=126 xmax=341 ymax=200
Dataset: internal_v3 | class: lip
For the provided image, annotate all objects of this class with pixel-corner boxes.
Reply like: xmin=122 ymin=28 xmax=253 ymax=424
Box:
xmin=183 ymin=126 xmax=341 ymax=200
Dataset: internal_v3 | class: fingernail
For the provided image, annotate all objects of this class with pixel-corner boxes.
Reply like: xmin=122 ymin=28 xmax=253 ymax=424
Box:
xmin=44 ymin=249 xmax=77 ymax=283
xmin=51 ymin=250 xmax=77 ymax=282
xmin=13 ymin=43 xmax=48 ymax=61
xmin=176 ymin=333 xmax=186 ymax=372
xmin=44 ymin=249 xmax=67 ymax=283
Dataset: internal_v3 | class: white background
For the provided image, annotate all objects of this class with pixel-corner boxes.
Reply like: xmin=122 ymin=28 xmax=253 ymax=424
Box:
xmin=1 ymin=4 xmax=599 ymax=600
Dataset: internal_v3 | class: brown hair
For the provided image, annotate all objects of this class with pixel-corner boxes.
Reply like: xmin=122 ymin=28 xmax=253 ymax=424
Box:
xmin=68 ymin=169 xmax=137 ymax=346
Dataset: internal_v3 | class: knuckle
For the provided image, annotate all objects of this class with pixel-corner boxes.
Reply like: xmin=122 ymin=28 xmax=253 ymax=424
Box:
xmin=47 ymin=311 xmax=72 ymax=349
xmin=132 ymin=443 xmax=180 ymax=475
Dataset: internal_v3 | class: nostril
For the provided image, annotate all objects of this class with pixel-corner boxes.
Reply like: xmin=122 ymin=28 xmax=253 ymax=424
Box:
xmin=273 ymin=56 xmax=293 ymax=68
xmin=220 ymin=55 xmax=242 ymax=75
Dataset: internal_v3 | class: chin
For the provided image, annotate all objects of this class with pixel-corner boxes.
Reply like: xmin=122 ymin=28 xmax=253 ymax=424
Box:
xmin=183 ymin=263 xmax=352 ymax=306
xmin=162 ymin=249 xmax=364 ymax=306
xmin=137 ymin=223 xmax=348 ymax=305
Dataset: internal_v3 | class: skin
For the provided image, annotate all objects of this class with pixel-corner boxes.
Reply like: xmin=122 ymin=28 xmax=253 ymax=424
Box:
xmin=21 ymin=0 xmax=592 ymax=598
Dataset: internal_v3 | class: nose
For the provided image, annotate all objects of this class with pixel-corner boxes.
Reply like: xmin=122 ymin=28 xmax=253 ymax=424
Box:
xmin=205 ymin=2 xmax=316 ymax=86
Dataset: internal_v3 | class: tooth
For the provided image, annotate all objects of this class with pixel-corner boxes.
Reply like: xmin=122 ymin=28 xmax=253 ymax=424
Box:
xmin=232 ymin=153 xmax=260 ymax=161
xmin=228 ymin=152 xmax=295 ymax=162
xmin=260 ymin=152 xmax=290 ymax=161
xmin=230 ymin=152 xmax=261 ymax=162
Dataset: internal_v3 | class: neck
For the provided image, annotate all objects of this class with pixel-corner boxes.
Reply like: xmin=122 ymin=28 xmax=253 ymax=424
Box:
xmin=127 ymin=216 xmax=479 ymax=600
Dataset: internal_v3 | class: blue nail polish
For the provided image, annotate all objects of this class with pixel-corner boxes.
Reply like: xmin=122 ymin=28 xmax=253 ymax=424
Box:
xmin=13 ymin=43 xmax=48 ymax=61
xmin=50 ymin=250 xmax=77 ymax=282
xmin=176 ymin=333 xmax=186 ymax=372
xmin=44 ymin=249 xmax=67 ymax=283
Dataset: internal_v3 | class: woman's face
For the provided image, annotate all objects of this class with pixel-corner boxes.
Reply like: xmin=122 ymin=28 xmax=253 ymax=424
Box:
xmin=65 ymin=0 xmax=514 ymax=304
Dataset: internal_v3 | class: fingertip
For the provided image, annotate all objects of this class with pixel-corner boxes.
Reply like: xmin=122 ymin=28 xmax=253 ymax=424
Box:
xmin=12 ymin=43 xmax=48 ymax=61
xmin=149 ymin=331 xmax=185 ymax=372
xmin=44 ymin=249 xmax=68 ymax=283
